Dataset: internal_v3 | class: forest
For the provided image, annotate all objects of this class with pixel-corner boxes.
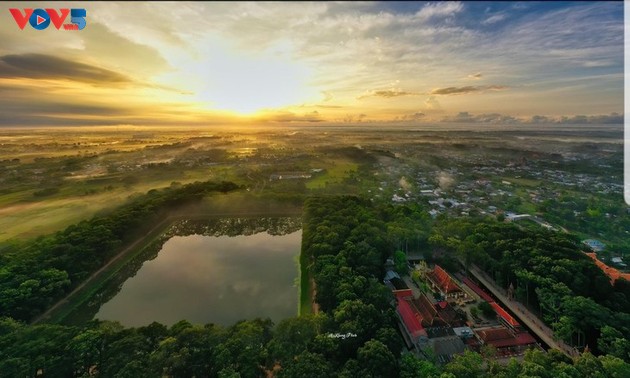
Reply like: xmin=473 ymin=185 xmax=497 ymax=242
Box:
xmin=427 ymin=217 xmax=630 ymax=361
xmin=1 ymin=195 xmax=629 ymax=377
xmin=0 ymin=180 xmax=240 ymax=321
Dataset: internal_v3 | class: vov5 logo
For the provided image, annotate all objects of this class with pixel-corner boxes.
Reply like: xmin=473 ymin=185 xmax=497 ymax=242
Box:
xmin=9 ymin=8 xmax=87 ymax=30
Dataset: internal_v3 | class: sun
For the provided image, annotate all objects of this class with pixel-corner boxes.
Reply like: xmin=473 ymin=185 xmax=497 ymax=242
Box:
xmin=173 ymin=40 xmax=317 ymax=115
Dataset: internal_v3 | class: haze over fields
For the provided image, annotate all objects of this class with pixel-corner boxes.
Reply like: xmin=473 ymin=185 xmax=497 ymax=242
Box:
xmin=0 ymin=1 xmax=623 ymax=127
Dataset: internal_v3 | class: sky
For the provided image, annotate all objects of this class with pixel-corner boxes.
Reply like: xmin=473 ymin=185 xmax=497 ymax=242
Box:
xmin=0 ymin=1 xmax=624 ymax=127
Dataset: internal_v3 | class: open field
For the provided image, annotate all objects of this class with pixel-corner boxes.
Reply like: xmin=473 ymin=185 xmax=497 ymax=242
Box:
xmin=306 ymin=159 xmax=358 ymax=189
xmin=0 ymin=124 xmax=626 ymax=248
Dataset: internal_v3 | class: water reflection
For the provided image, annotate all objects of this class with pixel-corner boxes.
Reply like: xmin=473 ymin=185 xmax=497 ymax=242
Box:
xmin=91 ymin=219 xmax=301 ymax=327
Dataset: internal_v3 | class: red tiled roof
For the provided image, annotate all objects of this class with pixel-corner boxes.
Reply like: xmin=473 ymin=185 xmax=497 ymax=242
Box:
xmin=397 ymin=297 xmax=426 ymax=339
xmin=412 ymin=293 xmax=439 ymax=326
xmin=428 ymin=265 xmax=462 ymax=293
xmin=462 ymin=277 xmax=495 ymax=303
xmin=490 ymin=302 xmax=520 ymax=328
xmin=393 ymin=289 xmax=414 ymax=299
xmin=477 ymin=327 xmax=512 ymax=342
xmin=477 ymin=328 xmax=536 ymax=348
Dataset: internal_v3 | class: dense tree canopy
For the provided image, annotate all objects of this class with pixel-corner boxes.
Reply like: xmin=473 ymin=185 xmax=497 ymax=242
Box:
xmin=0 ymin=181 xmax=240 ymax=321
xmin=429 ymin=218 xmax=630 ymax=358
xmin=1 ymin=196 xmax=629 ymax=376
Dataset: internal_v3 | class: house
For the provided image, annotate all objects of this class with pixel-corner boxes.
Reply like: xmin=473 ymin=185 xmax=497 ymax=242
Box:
xmin=411 ymin=293 xmax=447 ymax=328
xmin=426 ymin=265 xmax=466 ymax=299
xmin=425 ymin=327 xmax=466 ymax=364
xmin=435 ymin=301 xmax=464 ymax=327
xmin=490 ymin=302 xmax=522 ymax=333
xmin=453 ymin=326 xmax=474 ymax=340
xmin=394 ymin=289 xmax=429 ymax=351
xmin=474 ymin=326 xmax=538 ymax=357
xmin=611 ymin=257 xmax=627 ymax=268
xmin=384 ymin=270 xmax=400 ymax=282
xmin=583 ymin=239 xmax=606 ymax=253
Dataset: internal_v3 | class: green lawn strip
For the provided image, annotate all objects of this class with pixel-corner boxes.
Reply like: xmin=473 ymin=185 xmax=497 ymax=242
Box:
xmin=298 ymin=251 xmax=312 ymax=316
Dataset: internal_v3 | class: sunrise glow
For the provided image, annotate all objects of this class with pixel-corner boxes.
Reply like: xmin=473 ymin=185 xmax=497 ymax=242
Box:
xmin=0 ymin=1 xmax=623 ymax=126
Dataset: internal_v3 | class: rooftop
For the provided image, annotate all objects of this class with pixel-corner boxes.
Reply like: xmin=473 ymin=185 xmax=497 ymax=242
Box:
xmin=490 ymin=302 xmax=520 ymax=328
xmin=427 ymin=265 xmax=462 ymax=294
xmin=476 ymin=327 xmax=537 ymax=349
xmin=397 ymin=296 xmax=427 ymax=340
xmin=462 ymin=277 xmax=495 ymax=303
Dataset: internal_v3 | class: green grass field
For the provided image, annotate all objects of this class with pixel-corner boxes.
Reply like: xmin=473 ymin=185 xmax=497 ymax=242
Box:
xmin=298 ymin=251 xmax=312 ymax=316
xmin=0 ymin=171 xmax=220 ymax=242
xmin=306 ymin=159 xmax=358 ymax=189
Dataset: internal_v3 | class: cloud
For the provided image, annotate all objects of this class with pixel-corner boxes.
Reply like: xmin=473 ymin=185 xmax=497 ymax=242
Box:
xmin=430 ymin=85 xmax=507 ymax=95
xmin=481 ymin=13 xmax=508 ymax=25
xmin=0 ymin=54 xmax=132 ymax=86
xmin=321 ymin=91 xmax=334 ymax=102
xmin=529 ymin=113 xmax=623 ymax=124
xmin=512 ymin=3 xmax=529 ymax=11
xmin=264 ymin=110 xmax=324 ymax=123
xmin=442 ymin=112 xmax=521 ymax=124
xmin=530 ymin=115 xmax=551 ymax=124
xmin=439 ymin=112 xmax=623 ymax=125
xmin=424 ymin=96 xmax=442 ymax=111
xmin=416 ymin=2 xmax=464 ymax=21
xmin=341 ymin=113 xmax=368 ymax=123
xmin=401 ymin=112 xmax=425 ymax=121
xmin=358 ymin=89 xmax=419 ymax=99
xmin=315 ymin=104 xmax=344 ymax=109
xmin=0 ymin=2 xmax=622 ymax=126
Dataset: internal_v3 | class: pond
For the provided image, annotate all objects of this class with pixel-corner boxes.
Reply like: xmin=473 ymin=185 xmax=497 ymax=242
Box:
xmin=78 ymin=217 xmax=301 ymax=327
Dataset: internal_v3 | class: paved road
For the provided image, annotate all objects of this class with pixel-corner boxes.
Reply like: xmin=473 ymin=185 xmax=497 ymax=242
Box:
xmin=468 ymin=264 xmax=578 ymax=358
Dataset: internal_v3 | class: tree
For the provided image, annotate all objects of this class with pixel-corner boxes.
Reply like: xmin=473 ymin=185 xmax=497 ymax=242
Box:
xmin=67 ymin=328 xmax=106 ymax=376
xmin=267 ymin=316 xmax=320 ymax=365
xmin=444 ymin=350 xmax=485 ymax=378
xmin=598 ymin=326 xmax=630 ymax=362
xmin=357 ymin=340 xmax=398 ymax=378
xmin=574 ymin=352 xmax=605 ymax=378
xmin=536 ymin=283 xmax=571 ymax=326
xmin=400 ymin=354 xmax=440 ymax=378
xmin=478 ymin=301 xmax=495 ymax=318
xmin=277 ymin=352 xmax=333 ymax=378
xmin=394 ymin=250 xmax=409 ymax=275
xmin=554 ymin=296 xmax=610 ymax=348
xmin=338 ymin=359 xmax=363 ymax=378
xmin=598 ymin=354 xmax=630 ymax=377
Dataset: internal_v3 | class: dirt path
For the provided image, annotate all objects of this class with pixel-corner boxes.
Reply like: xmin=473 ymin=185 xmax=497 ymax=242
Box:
xmin=31 ymin=215 xmax=176 ymax=324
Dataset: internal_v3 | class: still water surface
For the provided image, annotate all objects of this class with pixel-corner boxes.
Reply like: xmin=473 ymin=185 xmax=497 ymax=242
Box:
xmin=96 ymin=230 xmax=301 ymax=327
